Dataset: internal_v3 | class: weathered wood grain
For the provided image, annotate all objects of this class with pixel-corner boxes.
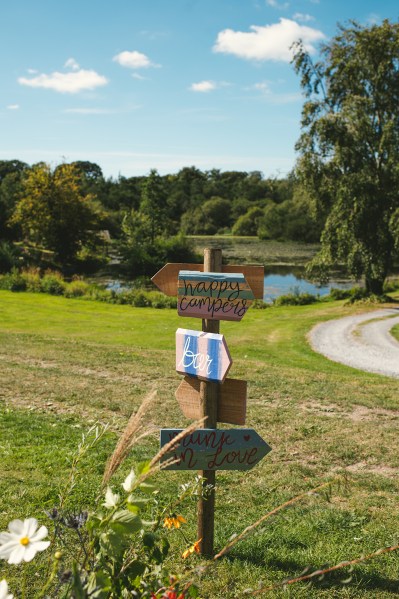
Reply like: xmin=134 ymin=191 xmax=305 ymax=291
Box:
xmin=176 ymin=376 xmax=247 ymax=425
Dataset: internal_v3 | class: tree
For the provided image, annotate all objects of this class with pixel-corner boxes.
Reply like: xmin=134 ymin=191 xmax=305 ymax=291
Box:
xmin=140 ymin=169 xmax=169 ymax=242
xmin=293 ymin=19 xmax=399 ymax=294
xmin=11 ymin=163 xmax=102 ymax=266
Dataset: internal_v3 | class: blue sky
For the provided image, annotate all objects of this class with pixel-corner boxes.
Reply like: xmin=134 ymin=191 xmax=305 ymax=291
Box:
xmin=1 ymin=0 xmax=398 ymax=179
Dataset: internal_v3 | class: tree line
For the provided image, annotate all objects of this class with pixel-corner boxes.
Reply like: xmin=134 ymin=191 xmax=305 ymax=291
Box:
xmin=0 ymin=160 xmax=320 ymax=276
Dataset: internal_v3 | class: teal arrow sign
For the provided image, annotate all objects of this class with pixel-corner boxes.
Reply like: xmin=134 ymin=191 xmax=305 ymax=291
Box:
xmin=160 ymin=428 xmax=271 ymax=471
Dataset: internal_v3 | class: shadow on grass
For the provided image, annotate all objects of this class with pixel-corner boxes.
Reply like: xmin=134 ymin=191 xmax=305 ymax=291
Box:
xmin=223 ymin=551 xmax=399 ymax=594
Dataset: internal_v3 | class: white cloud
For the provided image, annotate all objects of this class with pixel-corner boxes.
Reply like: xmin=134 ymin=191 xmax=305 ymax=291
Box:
xmin=190 ymin=80 xmax=217 ymax=93
xmin=113 ymin=50 xmax=158 ymax=69
xmin=27 ymin=68 xmax=38 ymax=74
xmin=292 ymin=12 xmax=315 ymax=22
xmin=214 ymin=18 xmax=325 ymax=62
xmin=253 ymin=81 xmax=301 ymax=103
xmin=64 ymin=58 xmax=80 ymax=71
xmin=7 ymin=104 xmax=20 ymax=110
xmin=64 ymin=108 xmax=113 ymax=114
xmin=131 ymin=72 xmax=147 ymax=80
xmin=18 ymin=69 xmax=108 ymax=93
xmin=267 ymin=0 xmax=290 ymax=10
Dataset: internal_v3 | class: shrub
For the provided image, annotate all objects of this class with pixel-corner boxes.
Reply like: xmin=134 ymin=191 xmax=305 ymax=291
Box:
xmin=328 ymin=287 xmax=352 ymax=300
xmin=22 ymin=268 xmax=42 ymax=292
xmin=274 ymin=292 xmax=318 ymax=306
xmin=40 ymin=271 xmax=67 ymax=295
xmin=64 ymin=279 xmax=91 ymax=298
xmin=0 ymin=268 xmax=27 ymax=291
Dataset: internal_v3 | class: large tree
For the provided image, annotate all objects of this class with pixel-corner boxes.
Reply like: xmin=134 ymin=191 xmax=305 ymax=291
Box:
xmin=11 ymin=162 xmax=102 ymax=265
xmin=293 ymin=19 xmax=399 ymax=294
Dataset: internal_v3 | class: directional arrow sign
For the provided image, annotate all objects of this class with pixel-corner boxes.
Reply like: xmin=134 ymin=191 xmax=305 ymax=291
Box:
xmin=160 ymin=428 xmax=271 ymax=471
xmin=178 ymin=271 xmax=254 ymax=321
xmin=176 ymin=328 xmax=232 ymax=383
xmin=176 ymin=376 xmax=247 ymax=425
xmin=152 ymin=263 xmax=264 ymax=299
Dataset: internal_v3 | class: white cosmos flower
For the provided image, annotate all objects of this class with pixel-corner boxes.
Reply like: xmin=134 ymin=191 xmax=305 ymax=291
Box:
xmin=0 ymin=518 xmax=50 ymax=564
xmin=0 ymin=580 xmax=13 ymax=599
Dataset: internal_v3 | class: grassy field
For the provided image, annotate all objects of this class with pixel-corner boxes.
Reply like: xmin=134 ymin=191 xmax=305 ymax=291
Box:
xmin=1 ymin=290 xmax=399 ymax=597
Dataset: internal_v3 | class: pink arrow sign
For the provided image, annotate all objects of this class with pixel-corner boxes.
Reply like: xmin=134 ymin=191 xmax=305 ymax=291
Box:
xmin=176 ymin=328 xmax=232 ymax=383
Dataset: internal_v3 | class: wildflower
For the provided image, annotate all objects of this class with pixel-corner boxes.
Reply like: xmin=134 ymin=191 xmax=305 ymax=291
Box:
xmin=62 ymin=511 xmax=88 ymax=530
xmin=0 ymin=580 xmax=13 ymax=599
xmin=181 ymin=538 xmax=201 ymax=559
xmin=103 ymin=487 xmax=120 ymax=508
xmin=0 ymin=518 xmax=50 ymax=564
xmin=163 ymin=515 xmax=187 ymax=529
xmin=122 ymin=469 xmax=136 ymax=493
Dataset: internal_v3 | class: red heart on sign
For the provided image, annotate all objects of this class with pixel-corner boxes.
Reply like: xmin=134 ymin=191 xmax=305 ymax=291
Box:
xmin=244 ymin=435 xmax=250 ymax=442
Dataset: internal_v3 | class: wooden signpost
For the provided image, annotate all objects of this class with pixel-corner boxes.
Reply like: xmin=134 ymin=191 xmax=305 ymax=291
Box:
xmin=160 ymin=428 xmax=271 ymax=470
xmin=178 ymin=270 xmax=254 ymax=321
xmin=176 ymin=376 xmax=247 ymax=425
xmin=154 ymin=248 xmax=269 ymax=556
xmin=152 ymin=262 xmax=264 ymax=299
xmin=175 ymin=328 xmax=232 ymax=383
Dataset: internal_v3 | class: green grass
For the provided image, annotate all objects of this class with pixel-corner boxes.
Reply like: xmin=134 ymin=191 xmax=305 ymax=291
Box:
xmin=1 ymin=290 xmax=399 ymax=597
xmin=391 ymin=323 xmax=399 ymax=342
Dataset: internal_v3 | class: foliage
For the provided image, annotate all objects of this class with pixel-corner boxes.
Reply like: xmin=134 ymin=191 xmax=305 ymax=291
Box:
xmin=273 ymin=291 xmax=318 ymax=306
xmin=0 ymin=241 xmax=22 ymax=273
xmin=293 ymin=19 xmax=399 ymax=294
xmin=231 ymin=206 xmax=264 ymax=236
xmin=11 ymin=163 xmax=104 ymax=268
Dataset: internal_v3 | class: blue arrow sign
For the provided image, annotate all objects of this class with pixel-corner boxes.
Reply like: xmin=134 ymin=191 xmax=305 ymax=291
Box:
xmin=160 ymin=428 xmax=271 ymax=471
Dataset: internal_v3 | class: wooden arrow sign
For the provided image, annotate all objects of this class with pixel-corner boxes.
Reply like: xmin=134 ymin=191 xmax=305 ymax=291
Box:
xmin=178 ymin=270 xmax=254 ymax=321
xmin=160 ymin=428 xmax=271 ymax=471
xmin=176 ymin=328 xmax=232 ymax=383
xmin=176 ymin=376 xmax=247 ymax=425
xmin=152 ymin=263 xmax=264 ymax=299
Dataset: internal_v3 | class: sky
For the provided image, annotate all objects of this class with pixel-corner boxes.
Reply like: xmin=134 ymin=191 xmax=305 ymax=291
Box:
xmin=1 ymin=0 xmax=398 ymax=180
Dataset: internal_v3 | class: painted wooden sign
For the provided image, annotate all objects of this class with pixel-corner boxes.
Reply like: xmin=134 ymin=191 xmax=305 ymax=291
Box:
xmin=152 ymin=263 xmax=265 ymax=299
xmin=178 ymin=271 xmax=254 ymax=321
xmin=160 ymin=428 xmax=271 ymax=471
xmin=176 ymin=376 xmax=247 ymax=425
xmin=176 ymin=328 xmax=232 ymax=383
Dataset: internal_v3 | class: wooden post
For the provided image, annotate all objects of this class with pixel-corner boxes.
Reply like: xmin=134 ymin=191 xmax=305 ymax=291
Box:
xmin=197 ymin=247 xmax=222 ymax=556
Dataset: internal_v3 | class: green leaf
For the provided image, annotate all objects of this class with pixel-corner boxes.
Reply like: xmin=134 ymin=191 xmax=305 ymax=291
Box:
xmin=139 ymin=482 xmax=158 ymax=494
xmin=126 ymin=560 xmax=146 ymax=578
xmin=142 ymin=531 xmax=156 ymax=548
xmin=136 ymin=460 xmax=151 ymax=476
xmin=187 ymin=585 xmax=200 ymax=598
xmin=70 ymin=562 xmax=85 ymax=599
xmin=127 ymin=495 xmax=150 ymax=510
xmin=111 ymin=509 xmax=142 ymax=534
xmin=87 ymin=571 xmax=112 ymax=598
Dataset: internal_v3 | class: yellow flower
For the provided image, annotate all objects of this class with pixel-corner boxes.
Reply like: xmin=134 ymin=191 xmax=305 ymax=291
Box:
xmin=163 ymin=515 xmax=187 ymax=529
xmin=182 ymin=538 xmax=202 ymax=558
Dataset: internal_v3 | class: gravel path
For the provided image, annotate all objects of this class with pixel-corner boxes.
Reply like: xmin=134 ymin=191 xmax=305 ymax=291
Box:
xmin=309 ymin=308 xmax=399 ymax=379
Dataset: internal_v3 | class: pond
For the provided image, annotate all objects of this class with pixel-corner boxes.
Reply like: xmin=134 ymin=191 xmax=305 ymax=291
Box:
xmin=263 ymin=271 xmax=356 ymax=303
xmin=105 ymin=267 xmax=358 ymax=303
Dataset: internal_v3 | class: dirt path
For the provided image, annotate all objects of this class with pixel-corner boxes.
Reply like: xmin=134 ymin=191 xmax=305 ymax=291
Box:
xmin=309 ymin=307 xmax=399 ymax=379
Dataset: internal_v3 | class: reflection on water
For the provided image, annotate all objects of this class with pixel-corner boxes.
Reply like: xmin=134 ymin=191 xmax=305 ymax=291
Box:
xmin=264 ymin=269 xmax=355 ymax=302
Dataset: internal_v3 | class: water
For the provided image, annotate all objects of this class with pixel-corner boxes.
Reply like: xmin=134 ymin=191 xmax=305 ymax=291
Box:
xmin=264 ymin=272 xmax=355 ymax=303
xmin=103 ymin=270 xmax=358 ymax=302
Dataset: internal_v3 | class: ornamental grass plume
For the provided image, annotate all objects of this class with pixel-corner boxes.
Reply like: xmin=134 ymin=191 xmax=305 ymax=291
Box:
xmin=103 ymin=389 xmax=158 ymax=484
